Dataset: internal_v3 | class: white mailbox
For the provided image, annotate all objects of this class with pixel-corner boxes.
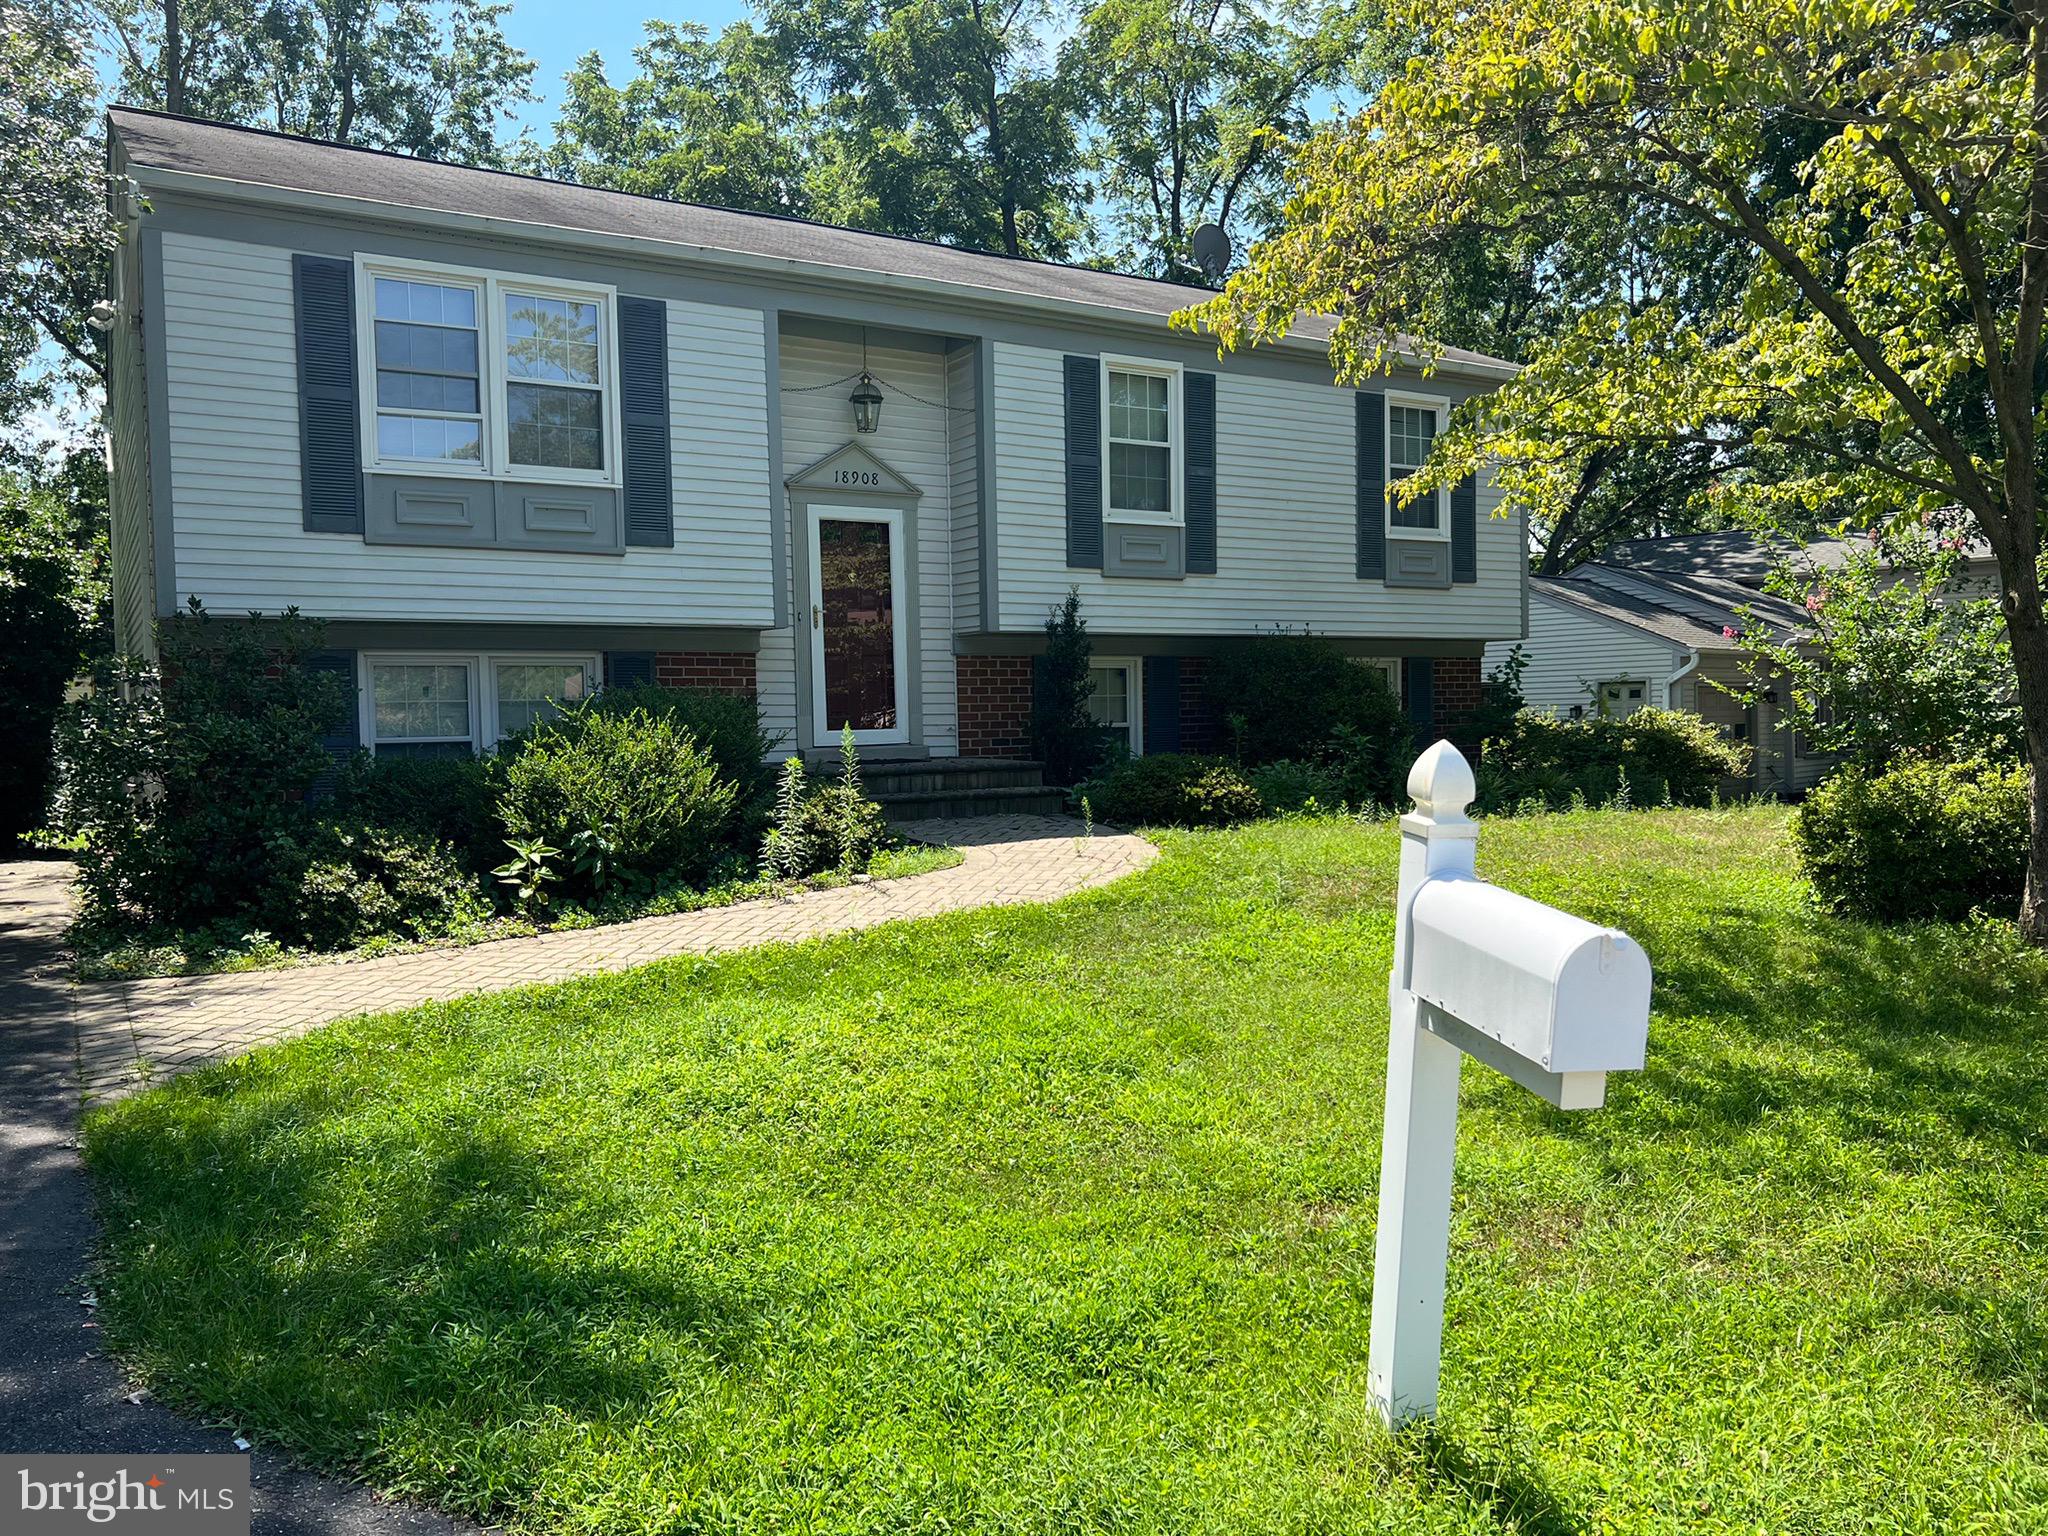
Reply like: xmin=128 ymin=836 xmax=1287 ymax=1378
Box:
xmin=1368 ymin=741 xmax=1653 ymax=1428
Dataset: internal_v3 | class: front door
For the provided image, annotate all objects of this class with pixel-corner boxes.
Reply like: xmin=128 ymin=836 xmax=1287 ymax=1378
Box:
xmin=807 ymin=505 xmax=909 ymax=746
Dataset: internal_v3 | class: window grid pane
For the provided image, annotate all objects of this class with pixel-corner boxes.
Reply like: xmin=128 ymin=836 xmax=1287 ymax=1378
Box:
xmin=1388 ymin=403 xmax=1441 ymax=530
xmin=1108 ymin=442 xmax=1170 ymax=514
xmin=372 ymin=663 xmax=472 ymax=743
xmin=1086 ymin=666 xmax=1131 ymax=727
xmin=495 ymin=662 xmax=589 ymax=739
xmin=372 ymin=278 xmax=483 ymax=467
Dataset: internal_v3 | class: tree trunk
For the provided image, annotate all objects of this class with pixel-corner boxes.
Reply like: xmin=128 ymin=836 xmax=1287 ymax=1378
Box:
xmin=163 ymin=0 xmax=184 ymax=115
xmin=2005 ymin=579 xmax=2048 ymax=943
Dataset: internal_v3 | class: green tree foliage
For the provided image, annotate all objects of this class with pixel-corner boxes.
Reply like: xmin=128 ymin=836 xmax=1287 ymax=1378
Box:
xmin=1062 ymin=0 xmax=1369 ymax=280
xmin=1031 ymin=588 xmax=1102 ymax=785
xmin=533 ymin=23 xmax=814 ymax=214
xmin=759 ymin=0 xmax=1085 ymax=256
xmin=1 ymin=5 xmax=118 ymax=423
xmin=1189 ymin=0 xmax=2048 ymax=940
xmin=95 ymin=0 xmax=536 ymax=163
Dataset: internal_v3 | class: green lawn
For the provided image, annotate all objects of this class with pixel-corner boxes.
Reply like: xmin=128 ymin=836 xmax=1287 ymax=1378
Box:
xmin=83 ymin=808 xmax=2048 ymax=1534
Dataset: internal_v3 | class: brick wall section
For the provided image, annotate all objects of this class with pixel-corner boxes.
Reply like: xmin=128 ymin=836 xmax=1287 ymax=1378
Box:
xmin=1177 ymin=656 xmax=1223 ymax=755
xmin=957 ymin=655 xmax=1035 ymax=758
xmin=1430 ymin=656 xmax=1484 ymax=751
xmin=654 ymin=652 xmax=758 ymax=696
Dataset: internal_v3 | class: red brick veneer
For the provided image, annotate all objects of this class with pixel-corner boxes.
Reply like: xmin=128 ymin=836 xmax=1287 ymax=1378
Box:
xmin=957 ymin=655 xmax=1035 ymax=758
xmin=654 ymin=652 xmax=757 ymax=696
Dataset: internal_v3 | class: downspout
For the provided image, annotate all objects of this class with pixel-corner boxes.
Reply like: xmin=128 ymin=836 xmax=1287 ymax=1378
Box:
xmin=1665 ymin=648 xmax=1698 ymax=708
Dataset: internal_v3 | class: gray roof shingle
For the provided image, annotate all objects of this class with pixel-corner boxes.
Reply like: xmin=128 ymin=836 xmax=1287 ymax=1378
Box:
xmin=110 ymin=107 xmax=1518 ymax=376
xmin=1534 ymin=564 xmax=1808 ymax=650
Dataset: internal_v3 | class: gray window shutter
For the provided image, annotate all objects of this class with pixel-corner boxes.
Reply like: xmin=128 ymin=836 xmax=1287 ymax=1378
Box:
xmin=1404 ymin=656 xmax=1435 ymax=741
xmin=1143 ymin=656 xmax=1181 ymax=753
xmin=606 ymin=651 xmax=654 ymax=689
xmin=1356 ymin=391 xmax=1385 ymax=580
xmin=292 ymin=254 xmax=363 ymax=535
xmin=305 ymin=649 xmax=358 ymax=790
xmin=1452 ymin=472 xmax=1477 ymax=583
xmin=1063 ymin=355 xmax=1103 ymax=568
xmin=619 ymin=296 xmax=673 ymax=548
xmin=1184 ymin=373 xmax=1217 ymax=574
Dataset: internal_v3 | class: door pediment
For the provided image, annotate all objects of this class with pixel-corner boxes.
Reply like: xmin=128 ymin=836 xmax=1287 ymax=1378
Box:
xmin=787 ymin=442 xmax=924 ymax=500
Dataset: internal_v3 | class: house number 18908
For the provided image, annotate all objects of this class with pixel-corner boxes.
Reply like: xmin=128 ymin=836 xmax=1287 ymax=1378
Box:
xmin=834 ymin=469 xmax=881 ymax=486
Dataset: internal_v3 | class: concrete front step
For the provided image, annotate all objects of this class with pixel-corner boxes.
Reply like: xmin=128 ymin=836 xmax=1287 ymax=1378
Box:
xmin=878 ymin=785 xmax=1071 ymax=821
xmin=825 ymin=757 xmax=1052 ymax=796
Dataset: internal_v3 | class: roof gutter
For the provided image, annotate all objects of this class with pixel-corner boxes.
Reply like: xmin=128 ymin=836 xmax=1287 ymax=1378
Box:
xmin=1666 ymin=647 xmax=1700 ymax=706
xmin=125 ymin=163 xmax=1525 ymax=385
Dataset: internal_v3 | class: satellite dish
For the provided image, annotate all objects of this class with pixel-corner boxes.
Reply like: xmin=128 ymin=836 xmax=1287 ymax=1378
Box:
xmin=1190 ymin=223 xmax=1233 ymax=281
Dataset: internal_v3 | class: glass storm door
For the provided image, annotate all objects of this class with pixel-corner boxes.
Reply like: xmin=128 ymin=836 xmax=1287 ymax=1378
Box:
xmin=808 ymin=507 xmax=908 ymax=745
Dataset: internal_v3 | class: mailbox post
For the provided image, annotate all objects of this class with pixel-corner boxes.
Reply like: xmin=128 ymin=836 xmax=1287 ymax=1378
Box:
xmin=1367 ymin=741 xmax=1653 ymax=1429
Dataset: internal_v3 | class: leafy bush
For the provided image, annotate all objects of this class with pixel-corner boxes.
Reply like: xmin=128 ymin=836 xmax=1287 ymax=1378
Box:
xmin=1477 ymin=707 xmax=1748 ymax=812
xmin=1205 ymin=634 xmax=1412 ymax=805
xmin=793 ymin=781 xmax=891 ymax=875
xmin=1032 ymin=589 xmax=1109 ymax=785
xmin=497 ymin=705 xmax=738 ymax=897
xmin=1080 ymin=753 xmax=1263 ymax=828
xmin=269 ymin=823 xmax=491 ymax=950
xmin=329 ymin=752 xmax=502 ymax=874
xmin=1795 ymin=758 xmax=2028 ymax=923
xmin=585 ymin=684 xmax=780 ymax=823
xmin=1247 ymin=759 xmax=1344 ymax=815
xmin=54 ymin=607 xmax=346 ymax=929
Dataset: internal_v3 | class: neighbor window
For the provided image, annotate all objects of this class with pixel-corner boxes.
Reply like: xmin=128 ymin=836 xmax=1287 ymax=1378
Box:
xmin=362 ymin=653 xmax=598 ymax=754
xmin=1087 ymin=659 xmax=1143 ymax=757
xmin=1104 ymin=362 xmax=1179 ymax=523
xmin=1387 ymin=396 xmax=1448 ymax=538
xmin=1599 ymin=679 xmax=1649 ymax=716
xmin=359 ymin=259 xmax=616 ymax=484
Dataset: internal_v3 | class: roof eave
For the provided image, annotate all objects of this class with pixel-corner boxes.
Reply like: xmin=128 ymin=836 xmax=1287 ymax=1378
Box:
xmin=124 ymin=160 xmax=1525 ymax=383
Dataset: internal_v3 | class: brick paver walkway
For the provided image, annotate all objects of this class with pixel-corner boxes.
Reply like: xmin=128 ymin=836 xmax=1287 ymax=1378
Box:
xmin=34 ymin=816 xmax=1153 ymax=1102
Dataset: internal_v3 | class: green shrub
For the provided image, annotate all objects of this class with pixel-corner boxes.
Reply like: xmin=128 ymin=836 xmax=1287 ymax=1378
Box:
xmin=584 ymin=684 xmax=779 ymax=822
xmin=1205 ymin=634 xmax=1412 ymax=805
xmin=53 ymin=607 xmax=346 ymax=930
xmin=793 ymin=781 xmax=891 ymax=876
xmin=1476 ymin=707 xmax=1748 ymax=812
xmin=1032 ymin=589 xmax=1108 ymax=785
xmin=267 ymin=823 xmax=491 ymax=950
xmin=1080 ymin=753 xmax=1263 ymax=828
xmin=329 ymin=752 xmax=502 ymax=874
xmin=498 ymin=705 xmax=738 ymax=896
xmin=1247 ymin=759 xmax=1345 ymax=814
xmin=1795 ymin=758 xmax=2028 ymax=923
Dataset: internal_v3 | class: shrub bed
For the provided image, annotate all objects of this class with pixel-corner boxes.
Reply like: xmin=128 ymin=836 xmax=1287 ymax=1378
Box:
xmin=1080 ymin=754 xmax=1264 ymax=828
xmin=1477 ymin=707 xmax=1748 ymax=812
xmin=1205 ymin=634 xmax=1413 ymax=807
xmin=1794 ymin=758 xmax=2028 ymax=923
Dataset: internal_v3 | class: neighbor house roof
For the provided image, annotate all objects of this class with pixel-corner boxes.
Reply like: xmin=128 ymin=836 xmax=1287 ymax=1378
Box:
xmin=1604 ymin=528 xmax=1996 ymax=587
xmin=1534 ymin=564 xmax=1808 ymax=651
xmin=108 ymin=107 xmax=1519 ymax=381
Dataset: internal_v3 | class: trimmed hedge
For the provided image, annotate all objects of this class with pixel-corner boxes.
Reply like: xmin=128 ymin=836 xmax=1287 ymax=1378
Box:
xmin=1795 ymin=758 xmax=2028 ymax=923
xmin=1477 ymin=707 xmax=1748 ymax=812
xmin=1205 ymin=635 xmax=1412 ymax=806
xmin=1080 ymin=754 xmax=1263 ymax=828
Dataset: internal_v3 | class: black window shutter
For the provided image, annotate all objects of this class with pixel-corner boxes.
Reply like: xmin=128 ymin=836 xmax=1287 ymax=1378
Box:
xmin=619 ymin=296 xmax=673 ymax=548
xmin=305 ymin=649 xmax=359 ymax=790
xmin=1356 ymin=391 xmax=1386 ymax=580
xmin=1143 ymin=656 xmax=1181 ymax=754
xmin=1063 ymin=355 xmax=1103 ymax=568
xmin=292 ymin=254 xmax=363 ymax=535
xmin=1452 ymin=472 xmax=1477 ymax=583
xmin=606 ymin=651 xmax=655 ymax=689
xmin=1183 ymin=372 xmax=1216 ymax=574
xmin=1404 ymin=656 xmax=1435 ymax=741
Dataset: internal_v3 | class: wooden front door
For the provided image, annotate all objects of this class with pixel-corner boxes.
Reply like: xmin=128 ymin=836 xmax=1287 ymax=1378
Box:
xmin=807 ymin=505 xmax=909 ymax=745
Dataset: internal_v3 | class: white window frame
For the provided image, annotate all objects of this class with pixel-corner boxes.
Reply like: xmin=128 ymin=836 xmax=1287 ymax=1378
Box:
xmin=1358 ymin=655 xmax=1404 ymax=703
xmin=355 ymin=254 xmax=622 ymax=488
xmin=1088 ymin=656 xmax=1145 ymax=757
xmin=359 ymin=651 xmax=601 ymax=754
xmin=1100 ymin=355 xmax=1184 ymax=527
xmin=1384 ymin=391 xmax=1450 ymax=543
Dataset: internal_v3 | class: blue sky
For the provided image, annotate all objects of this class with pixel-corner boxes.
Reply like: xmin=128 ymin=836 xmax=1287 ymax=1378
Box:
xmin=498 ymin=1 xmax=752 ymax=137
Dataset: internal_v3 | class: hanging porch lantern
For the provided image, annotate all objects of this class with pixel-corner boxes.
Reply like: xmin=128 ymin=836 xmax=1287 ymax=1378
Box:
xmin=850 ymin=372 xmax=884 ymax=434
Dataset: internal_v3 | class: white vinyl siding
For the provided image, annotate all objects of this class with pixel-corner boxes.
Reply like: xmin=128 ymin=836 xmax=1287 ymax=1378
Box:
xmin=158 ymin=231 xmax=773 ymax=626
xmin=1483 ymin=591 xmax=1683 ymax=716
xmin=946 ymin=344 xmax=981 ymax=633
xmin=990 ymin=341 xmax=1524 ymax=637
xmin=764 ymin=327 xmax=959 ymax=754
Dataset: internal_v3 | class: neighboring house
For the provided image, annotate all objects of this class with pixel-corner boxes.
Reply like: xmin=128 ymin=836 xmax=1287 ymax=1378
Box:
xmin=103 ymin=109 xmax=1528 ymax=788
xmin=1484 ymin=563 xmax=1827 ymax=796
xmin=1607 ymin=529 xmax=2002 ymax=597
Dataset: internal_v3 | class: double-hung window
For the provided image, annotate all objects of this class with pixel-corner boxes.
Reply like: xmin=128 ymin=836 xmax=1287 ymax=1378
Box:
xmin=1102 ymin=359 xmax=1181 ymax=524
xmin=1086 ymin=659 xmax=1143 ymax=757
xmin=359 ymin=258 xmax=619 ymax=485
xmin=361 ymin=652 xmax=598 ymax=755
xmin=1386 ymin=394 xmax=1449 ymax=540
